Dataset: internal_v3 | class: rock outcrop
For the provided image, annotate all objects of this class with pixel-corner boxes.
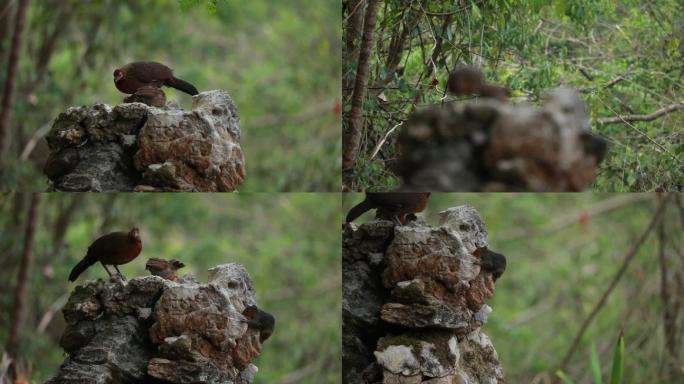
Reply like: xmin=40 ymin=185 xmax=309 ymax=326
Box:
xmin=46 ymin=263 xmax=267 ymax=384
xmin=397 ymin=88 xmax=607 ymax=191
xmin=43 ymin=90 xmax=245 ymax=192
xmin=343 ymin=205 xmax=505 ymax=384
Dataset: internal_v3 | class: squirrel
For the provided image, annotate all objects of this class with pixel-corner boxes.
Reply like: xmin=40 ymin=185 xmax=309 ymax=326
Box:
xmin=242 ymin=305 xmax=275 ymax=343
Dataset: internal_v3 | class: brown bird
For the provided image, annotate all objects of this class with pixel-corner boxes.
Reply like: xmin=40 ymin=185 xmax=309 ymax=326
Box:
xmin=447 ymin=66 xmax=510 ymax=102
xmin=113 ymin=61 xmax=199 ymax=96
xmin=68 ymin=227 xmax=142 ymax=282
xmin=145 ymin=258 xmax=185 ymax=281
xmin=345 ymin=192 xmax=431 ymax=225
xmin=123 ymin=84 xmax=167 ymax=107
xmin=242 ymin=305 xmax=275 ymax=343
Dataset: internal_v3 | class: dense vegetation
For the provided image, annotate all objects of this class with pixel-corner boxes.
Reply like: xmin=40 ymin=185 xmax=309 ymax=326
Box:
xmin=0 ymin=0 xmax=340 ymax=192
xmin=343 ymin=193 xmax=684 ymax=383
xmin=343 ymin=0 xmax=683 ymax=191
xmin=0 ymin=193 xmax=341 ymax=384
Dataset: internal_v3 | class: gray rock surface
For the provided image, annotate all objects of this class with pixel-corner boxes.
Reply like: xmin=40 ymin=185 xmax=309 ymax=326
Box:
xmin=44 ymin=90 xmax=245 ymax=192
xmin=343 ymin=206 xmax=505 ymax=384
xmin=397 ymin=88 xmax=606 ymax=191
xmin=46 ymin=263 xmax=266 ymax=384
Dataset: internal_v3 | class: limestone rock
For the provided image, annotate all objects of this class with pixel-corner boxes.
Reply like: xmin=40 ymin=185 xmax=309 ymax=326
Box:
xmin=342 ymin=221 xmax=395 ymax=384
xmin=47 ymin=263 xmax=267 ymax=384
xmin=44 ymin=90 xmax=245 ymax=192
xmin=342 ymin=205 xmax=505 ymax=383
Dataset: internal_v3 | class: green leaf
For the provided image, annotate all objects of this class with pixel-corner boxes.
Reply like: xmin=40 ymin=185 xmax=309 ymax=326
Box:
xmin=471 ymin=3 xmax=482 ymax=19
xmin=556 ymin=370 xmax=576 ymax=384
xmin=609 ymin=331 xmax=625 ymax=384
xmin=591 ymin=342 xmax=602 ymax=384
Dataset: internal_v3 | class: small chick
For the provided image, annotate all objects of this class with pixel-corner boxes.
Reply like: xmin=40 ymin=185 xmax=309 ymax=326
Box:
xmin=123 ymin=85 xmax=167 ymax=107
xmin=145 ymin=258 xmax=185 ymax=281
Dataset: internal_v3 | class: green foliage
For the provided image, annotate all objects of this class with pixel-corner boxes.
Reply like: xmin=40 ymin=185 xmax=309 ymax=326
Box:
xmin=3 ymin=0 xmax=340 ymax=192
xmin=556 ymin=332 xmax=625 ymax=384
xmin=556 ymin=370 xmax=576 ymax=384
xmin=344 ymin=0 xmax=683 ymax=191
xmin=591 ymin=342 xmax=603 ymax=384
xmin=0 ymin=193 xmax=341 ymax=383
xmin=610 ymin=331 xmax=625 ymax=384
xmin=179 ymin=0 xmax=223 ymax=14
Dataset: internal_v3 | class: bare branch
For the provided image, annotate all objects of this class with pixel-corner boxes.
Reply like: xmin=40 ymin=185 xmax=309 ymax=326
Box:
xmin=596 ymin=99 xmax=682 ymax=165
xmin=597 ymin=101 xmax=684 ymax=125
xmin=370 ymin=122 xmax=403 ymax=160
xmin=603 ymin=64 xmax=633 ymax=89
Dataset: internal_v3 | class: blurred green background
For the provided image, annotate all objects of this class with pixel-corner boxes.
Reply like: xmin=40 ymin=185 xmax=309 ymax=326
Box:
xmin=343 ymin=193 xmax=684 ymax=383
xmin=0 ymin=0 xmax=341 ymax=192
xmin=0 ymin=193 xmax=341 ymax=383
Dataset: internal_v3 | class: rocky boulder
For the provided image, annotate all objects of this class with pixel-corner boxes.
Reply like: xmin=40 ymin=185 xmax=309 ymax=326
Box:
xmin=343 ymin=205 xmax=505 ymax=384
xmin=397 ymin=88 xmax=606 ymax=191
xmin=46 ymin=263 xmax=267 ymax=384
xmin=43 ymin=90 xmax=245 ymax=192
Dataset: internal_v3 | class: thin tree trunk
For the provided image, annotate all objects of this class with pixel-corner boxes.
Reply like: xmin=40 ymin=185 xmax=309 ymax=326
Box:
xmin=658 ymin=216 xmax=681 ymax=381
xmin=343 ymin=0 xmax=364 ymax=97
xmin=6 ymin=193 xmax=40 ymax=361
xmin=0 ymin=192 xmax=25 ymax=273
xmin=47 ymin=195 xmax=79 ymax=260
xmin=0 ymin=0 xmax=13 ymax=65
xmin=342 ymin=0 xmax=382 ymax=189
xmin=0 ymin=0 xmax=29 ymax=168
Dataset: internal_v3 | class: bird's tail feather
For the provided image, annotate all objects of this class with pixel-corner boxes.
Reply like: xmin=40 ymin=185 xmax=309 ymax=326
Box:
xmin=345 ymin=198 xmax=374 ymax=223
xmin=166 ymin=76 xmax=199 ymax=96
xmin=68 ymin=256 xmax=94 ymax=282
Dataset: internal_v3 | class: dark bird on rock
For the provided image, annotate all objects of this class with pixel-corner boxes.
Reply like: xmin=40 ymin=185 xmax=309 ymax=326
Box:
xmin=145 ymin=258 xmax=185 ymax=281
xmin=480 ymin=249 xmax=506 ymax=281
xmin=242 ymin=305 xmax=275 ymax=343
xmin=113 ymin=61 xmax=199 ymax=96
xmin=345 ymin=192 xmax=431 ymax=225
xmin=447 ymin=66 xmax=510 ymax=102
xmin=68 ymin=227 xmax=142 ymax=282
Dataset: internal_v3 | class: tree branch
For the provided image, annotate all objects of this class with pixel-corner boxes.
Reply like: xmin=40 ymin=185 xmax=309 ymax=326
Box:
xmin=597 ymin=101 xmax=684 ymax=125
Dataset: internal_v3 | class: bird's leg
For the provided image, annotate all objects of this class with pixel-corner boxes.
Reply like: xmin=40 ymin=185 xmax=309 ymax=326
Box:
xmin=392 ymin=215 xmax=402 ymax=226
xmin=113 ymin=265 xmax=127 ymax=281
xmin=101 ymin=264 xmax=113 ymax=277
